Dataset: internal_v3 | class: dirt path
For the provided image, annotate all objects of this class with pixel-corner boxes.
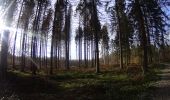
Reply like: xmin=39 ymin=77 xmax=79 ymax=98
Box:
xmin=152 ymin=64 xmax=170 ymax=100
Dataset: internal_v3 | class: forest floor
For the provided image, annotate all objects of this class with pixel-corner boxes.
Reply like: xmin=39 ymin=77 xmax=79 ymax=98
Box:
xmin=0 ymin=64 xmax=164 ymax=100
xmin=151 ymin=63 xmax=170 ymax=100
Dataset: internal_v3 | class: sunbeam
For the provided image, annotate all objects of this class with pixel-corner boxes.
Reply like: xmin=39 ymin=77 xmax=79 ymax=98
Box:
xmin=0 ymin=0 xmax=16 ymax=32
xmin=0 ymin=0 xmax=15 ymax=19
xmin=0 ymin=20 xmax=5 ymax=31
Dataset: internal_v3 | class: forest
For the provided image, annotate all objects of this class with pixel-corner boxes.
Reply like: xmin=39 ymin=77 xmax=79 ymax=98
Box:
xmin=0 ymin=0 xmax=170 ymax=100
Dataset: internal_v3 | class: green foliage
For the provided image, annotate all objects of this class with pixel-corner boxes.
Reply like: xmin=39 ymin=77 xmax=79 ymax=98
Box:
xmin=0 ymin=65 xmax=161 ymax=100
xmin=9 ymin=70 xmax=31 ymax=77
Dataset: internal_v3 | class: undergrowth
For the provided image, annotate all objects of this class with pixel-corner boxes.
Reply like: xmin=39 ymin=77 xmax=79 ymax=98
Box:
xmin=0 ymin=64 xmax=163 ymax=100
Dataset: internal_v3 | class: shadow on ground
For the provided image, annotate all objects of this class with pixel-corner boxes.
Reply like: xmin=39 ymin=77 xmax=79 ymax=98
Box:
xmin=0 ymin=69 xmax=155 ymax=100
xmin=152 ymin=65 xmax=170 ymax=100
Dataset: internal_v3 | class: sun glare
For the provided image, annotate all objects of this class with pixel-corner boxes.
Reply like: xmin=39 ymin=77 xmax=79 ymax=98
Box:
xmin=0 ymin=19 xmax=5 ymax=31
xmin=0 ymin=7 xmax=5 ymax=32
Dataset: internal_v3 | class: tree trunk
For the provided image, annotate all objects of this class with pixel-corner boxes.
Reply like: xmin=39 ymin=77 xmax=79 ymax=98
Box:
xmin=115 ymin=0 xmax=124 ymax=69
xmin=135 ymin=0 xmax=148 ymax=74
xmin=13 ymin=0 xmax=24 ymax=69
xmin=0 ymin=30 xmax=9 ymax=79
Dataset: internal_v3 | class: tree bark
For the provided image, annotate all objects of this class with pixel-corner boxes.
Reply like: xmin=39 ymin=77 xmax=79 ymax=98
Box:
xmin=0 ymin=30 xmax=9 ymax=79
xmin=135 ymin=0 xmax=148 ymax=74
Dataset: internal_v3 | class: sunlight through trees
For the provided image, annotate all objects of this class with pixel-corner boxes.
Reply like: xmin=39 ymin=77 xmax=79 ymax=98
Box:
xmin=0 ymin=0 xmax=169 ymax=78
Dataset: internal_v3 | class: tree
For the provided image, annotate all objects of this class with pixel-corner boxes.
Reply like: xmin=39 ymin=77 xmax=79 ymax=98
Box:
xmin=41 ymin=7 xmax=53 ymax=73
xmin=75 ymin=22 xmax=83 ymax=67
xmin=76 ymin=0 xmax=101 ymax=72
xmin=12 ymin=0 xmax=24 ymax=69
xmin=91 ymin=0 xmax=101 ymax=73
xmin=0 ymin=0 xmax=17 ymax=79
xmin=101 ymin=25 xmax=109 ymax=65
xmin=128 ymin=0 xmax=168 ymax=73
xmin=19 ymin=0 xmax=35 ymax=72
xmin=64 ymin=3 xmax=72 ymax=70
xmin=115 ymin=0 xmax=124 ymax=69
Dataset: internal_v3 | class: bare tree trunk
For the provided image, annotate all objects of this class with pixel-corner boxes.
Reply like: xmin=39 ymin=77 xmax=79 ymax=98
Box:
xmin=50 ymin=38 xmax=54 ymax=75
xmin=0 ymin=30 xmax=9 ymax=79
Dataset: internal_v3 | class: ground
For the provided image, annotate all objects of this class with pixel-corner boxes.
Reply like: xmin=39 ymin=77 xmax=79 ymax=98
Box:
xmin=152 ymin=63 xmax=170 ymax=100
xmin=0 ymin=65 xmax=166 ymax=100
